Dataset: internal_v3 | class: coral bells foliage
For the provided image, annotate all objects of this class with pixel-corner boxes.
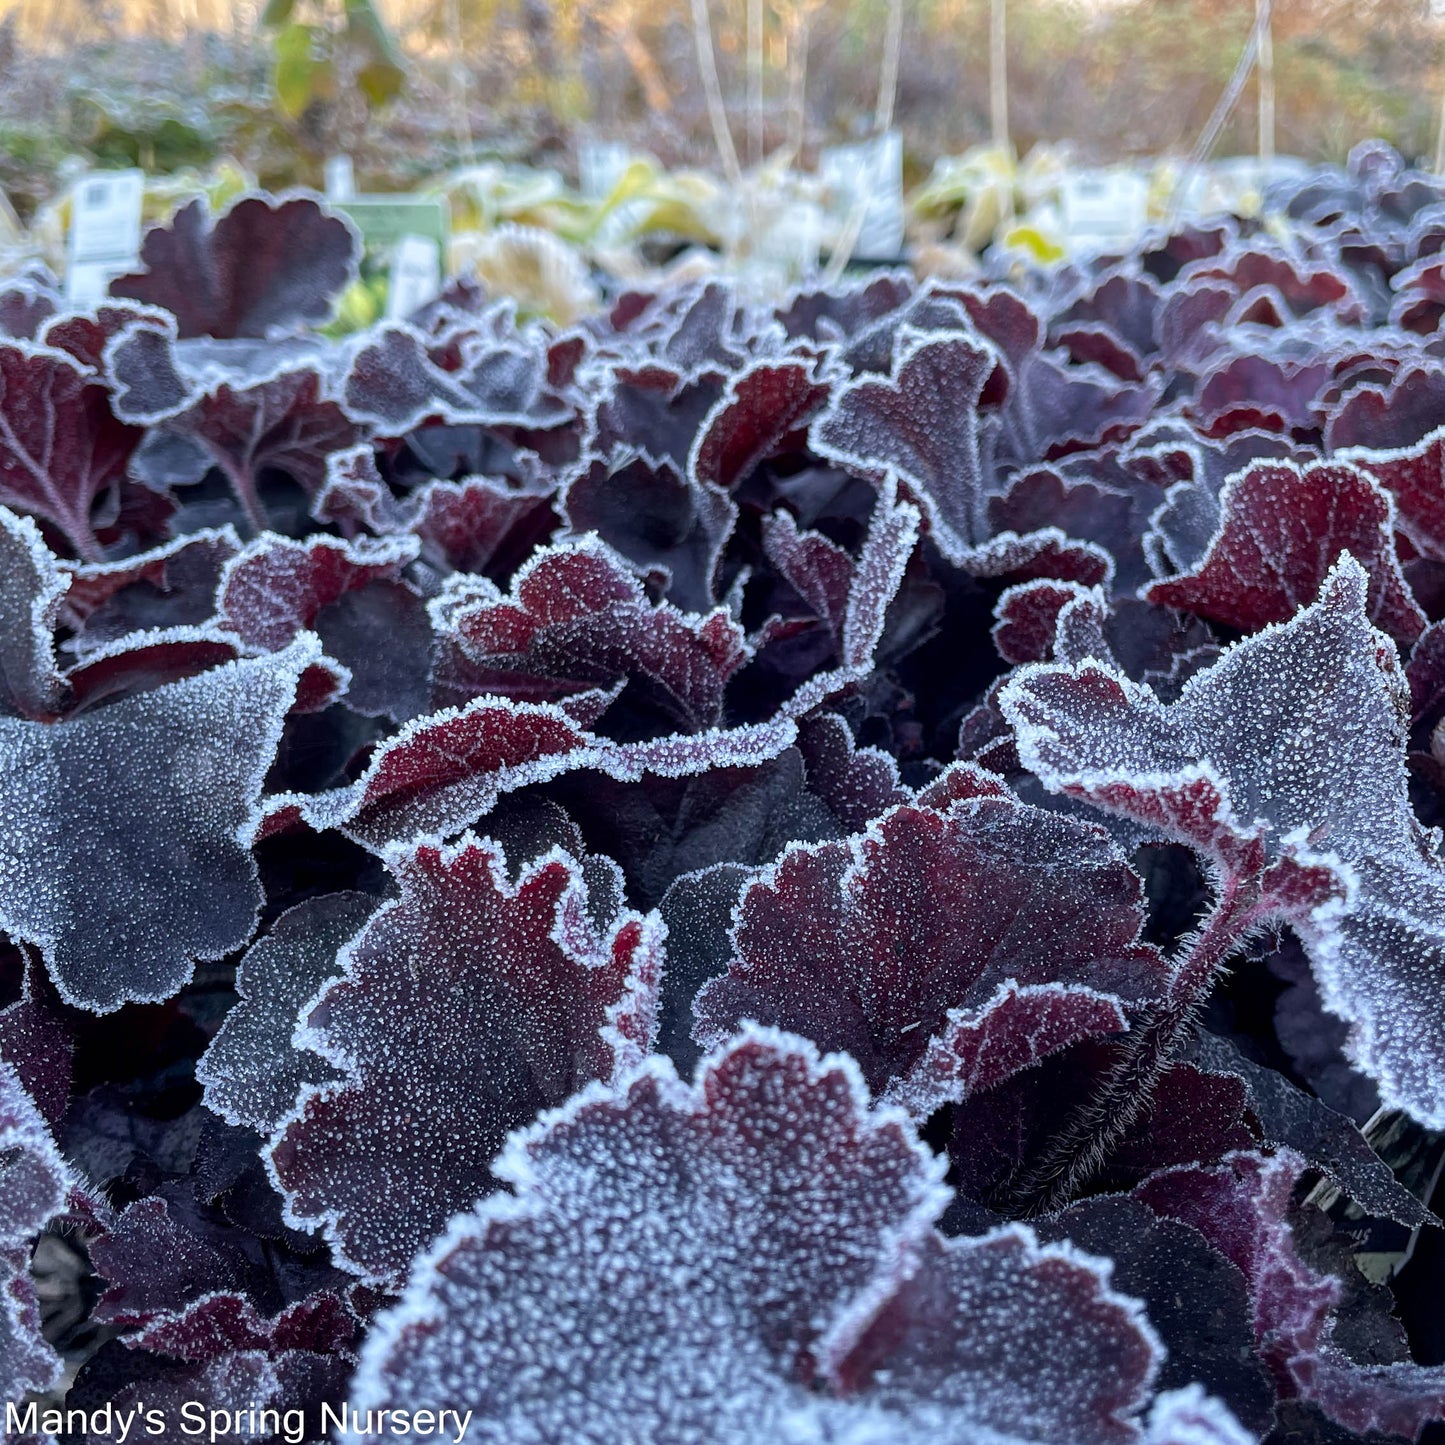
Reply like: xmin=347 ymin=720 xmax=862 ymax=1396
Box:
xmin=19 ymin=151 xmax=1445 ymax=1445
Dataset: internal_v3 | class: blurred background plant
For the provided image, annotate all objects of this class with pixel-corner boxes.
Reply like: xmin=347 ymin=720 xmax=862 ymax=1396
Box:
xmin=3 ymin=0 xmax=1445 ymax=312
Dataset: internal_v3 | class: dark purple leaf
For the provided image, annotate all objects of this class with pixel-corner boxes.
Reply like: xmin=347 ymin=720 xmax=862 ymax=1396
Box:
xmin=0 ymin=637 xmax=320 ymax=1011
xmin=1137 ymin=1150 xmax=1445 ymax=1438
xmin=695 ymin=783 xmax=1166 ymax=1114
xmin=267 ymin=832 xmax=663 ymax=1281
xmin=111 ymin=195 xmax=359 ymax=340
xmin=1146 ymin=459 xmax=1425 ymax=642
xmin=0 ymin=341 xmax=140 ymax=562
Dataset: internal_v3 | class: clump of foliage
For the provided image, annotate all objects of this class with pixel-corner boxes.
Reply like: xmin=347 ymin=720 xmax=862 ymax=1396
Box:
xmin=9 ymin=141 xmax=1445 ymax=1444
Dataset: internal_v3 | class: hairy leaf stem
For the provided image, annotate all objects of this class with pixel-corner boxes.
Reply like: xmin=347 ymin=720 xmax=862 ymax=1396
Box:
xmin=1000 ymin=871 xmax=1263 ymax=1216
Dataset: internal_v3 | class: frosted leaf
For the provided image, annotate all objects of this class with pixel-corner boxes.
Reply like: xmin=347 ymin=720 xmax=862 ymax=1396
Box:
xmin=266 ymin=692 xmax=797 ymax=852
xmin=956 ymin=526 xmax=1113 ymax=589
xmin=58 ymin=527 xmax=240 ymax=653
xmin=126 ymin=360 xmax=367 ymax=524
xmin=196 ymin=893 xmax=377 ymax=1135
xmin=347 ymin=1030 xmax=1186 ymax=1445
xmin=434 ymin=535 xmax=749 ymax=734
xmin=266 ymin=833 xmax=663 ymax=1281
xmin=40 ymin=300 xmax=171 ymax=375
xmin=993 ymin=580 xmax=1098 ymax=666
xmin=0 ymin=636 xmax=320 ymax=1012
xmin=1137 ymin=1149 xmax=1445 ymax=1438
xmin=1034 ymin=1195 xmax=1273 ymax=1435
xmin=810 ymin=328 xmax=999 ymax=560
xmin=795 ymin=714 xmax=908 ymax=834
xmin=1146 ymin=459 xmax=1425 ymax=642
xmin=90 ymin=1196 xmax=240 ymax=1328
xmin=588 ymin=361 xmax=724 ymax=473
xmin=1340 ymin=424 xmax=1445 ymax=561
xmin=689 ymin=357 xmax=832 ymax=491
xmin=777 ymin=481 xmax=920 ymax=718
xmin=110 ymin=195 xmax=359 ymax=340
xmin=0 ymin=1060 xmax=69 ymax=1254
xmin=763 ymin=508 xmax=855 ymax=652
xmin=129 ymin=1289 xmax=356 ymax=1361
xmin=344 ymin=1029 xmax=951 ymax=1443
xmin=834 ymin=1228 xmax=1162 ymax=1445
xmin=1325 ymin=364 xmax=1445 ymax=454
xmin=0 ymin=506 xmax=68 ymax=720
xmin=314 ymin=447 xmax=556 ymax=580
xmin=0 ymin=953 xmax=71 ymax=1132
xmin=563 ymin=451 xmax=734 ymax=612
xmin=217 ymin=532 xmax=421 ymax=651
xmin=1139 ymin=1388 xmax=1256 ymax=1445
xmin=1003 ymin=557 xmax=1445 ymax=1124
xmin=342 ymin=322 xmax=569 ymax=434
xmin=0 ymin=1059 xmax=70 ymax=1405
xmin=63 ymin=625 xmax=257 ymax=714
xmin=0 ymin=340 xmax=140 ymax=561
xmin=694 ymin=790 xmax=1166 ymax=1116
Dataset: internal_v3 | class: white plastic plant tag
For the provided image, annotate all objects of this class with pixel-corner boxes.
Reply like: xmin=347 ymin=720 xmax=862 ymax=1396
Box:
xmin=66 ymin=169 xmax=144 ymax=303
xmin=385 ymin=233 xmax=442 ymax=320
xmin=1061 ymin=168 xmax=1148 ymax=254
xmin=325 ymin=155 xmax=357 ymax=202
xmin=66 ymin=259 xmax=130 ymax=306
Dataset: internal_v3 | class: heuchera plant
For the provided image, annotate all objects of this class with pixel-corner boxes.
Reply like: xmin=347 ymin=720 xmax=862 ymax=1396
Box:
xmin=9 ymin=145 xmax=1445 ymax=1444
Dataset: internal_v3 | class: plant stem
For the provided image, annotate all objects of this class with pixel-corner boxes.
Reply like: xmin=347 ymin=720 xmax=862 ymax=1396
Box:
xmin=999 ymin=873 xmax=1261 ymax=1216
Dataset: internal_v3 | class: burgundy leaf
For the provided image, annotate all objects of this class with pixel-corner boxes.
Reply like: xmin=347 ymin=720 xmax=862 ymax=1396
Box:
xmin=694 ymin=786 xmax=1166 ymax=1114
xmin=217 ymin=532 xmax=420 ymax=652
xmin=0 ymin=341 xmax=140 ymax=562
xmin=39 ymin=301 xmax=171 ymax=375
xmin=111 ymin=195 xmax=359 ymax=340
xmin=1341 ymin=424 xmax=1445 ymax=562
xmin=316 ymin=444 xmax=556 ymax=579
xmin=1326 ymin=364 xmax=1445 ymax=453
xmin=264 ymin=693 xmax=737 ymax=848
xmin=562 ymin=450 xmax=733 ymax=612
xmin=267 ymin=832 xmax=663 ymax=1281
xmin=811 ymin=327 xmax=998 ymax=560
xmin=1146 ymin=459 xmax=1425 ymax=642
xmin=342 ymin=322 xmax=569 ymax=434
xmin=835 ymin=1228 xmax=1163 ymax=1445
xmin=1137 ymin=1150 xmax=1445 ymax=1437
xmin=993 ymin=579 xmax=1098 ymax=665
xmin=1003 ymin=557 xmax=1445 ymax=1126
xmin=689 ymin=357 xmax=832 ymax=491
xmin=435 ymin=536 xmax=748 ymax=733
xmin=0 ymin=636 xmax=320 ymax=1011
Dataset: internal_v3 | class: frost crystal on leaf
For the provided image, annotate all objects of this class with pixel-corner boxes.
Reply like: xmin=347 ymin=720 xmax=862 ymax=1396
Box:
xmin=267 ymin=832 xmax=663 ymax=1281
xmin=197 ymin=892 xmax=376 ymax=1134
xmin=811 ymin=327 xmax=998 ymax=559
xmin=0 ymin=636 xmax=319 ymax=1011
xmin=346 ymin=1029 xmax=1190 ymax=1445
xmin=1 ymin=1060 xmax=71 ymax=1406
xmin=694 ymin=790 xmax=1166 ymax=1115
xmin=1146 ymin=459 xmax=1425 ymax=642
xmin=1003 ymin=556 xmax=1445 ymax=1126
